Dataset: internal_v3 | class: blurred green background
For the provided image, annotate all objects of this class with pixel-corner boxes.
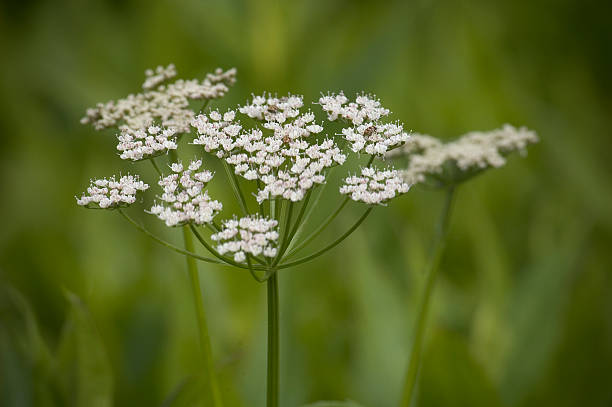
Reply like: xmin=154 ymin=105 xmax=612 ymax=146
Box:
xmin=1 ymin=0 xmax=611 ymax=406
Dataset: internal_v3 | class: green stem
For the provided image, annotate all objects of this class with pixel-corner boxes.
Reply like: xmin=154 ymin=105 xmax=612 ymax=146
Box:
xmin=117 ymin=209 xmax=220 ymax=264
xmin=266 ymin=271 xmax=280 ymax=407
xmin=284 ymin=197 xmax=350 ymax=259
xmin=150 ymin=158 xmax=163 ymax=177
xmin=199 ymin=99 xmax=211 ymax=113
xmin=246 ymin=255 xmax=266 ymax=283
xmin=399 ymin=186 xmax=456 ymax=407
xmin=189 ymin=225 xmax=265 ymax=271
xmin=257 ymin=180 xmax=266 ymax=217
xmin=222 ymin=161 xmax=249 ymax=215
xmin=285 ymin=155 xmax=375 ymax=258
xmin=279 ymin=207 xmax=373 ymax=269
xmin=182 ymin=226 xmax=224 ymax=407
xmin=273 ymin=191 xmax=312 ymax=265
xmin=272 ymin=202 xmax=293 ymax=266
xmin=285 ymin=183 xmax=326 ymax=253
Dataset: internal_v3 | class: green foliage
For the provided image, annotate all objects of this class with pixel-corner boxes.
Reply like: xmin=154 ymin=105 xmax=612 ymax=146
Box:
xmin=1 ymin=0 xmax=611 ymax=406
xmin=0 ymin=288 xmax=112 ymax=407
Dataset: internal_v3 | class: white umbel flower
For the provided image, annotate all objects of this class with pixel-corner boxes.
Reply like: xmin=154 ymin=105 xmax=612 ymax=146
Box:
xmin=191 ymin=110 xmax=242 ymax=158
xmin=318 ymin=92 xmax=390 ymax=125
xmin=117 ymin=125 xmax=178 ymax=161
xmin=149 ymin=160 xmax=222 ymax=227
xmin=341 ymin=122 xmax=410 ymax=156
xmin=393 ymin=124 xmax=538 ymax=185
xmin=319 ymin=92 xmax=410 ymax=156
xmin=76 ymin=175 xmax=149 ymax=209
xmin=191 ymin=94 xmax=347 ymax=203
xmin=340 ymin=167 xmax=410 ymax=205
xmin=239 ymin=93 xmax=304 ymax=123
xmin=81 ymin=66 xmax=237 ymax=133
xmin=211 ymin=215 xmax=279 ymax=263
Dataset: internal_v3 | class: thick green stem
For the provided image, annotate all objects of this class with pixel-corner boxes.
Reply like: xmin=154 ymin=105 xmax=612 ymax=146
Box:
xmin=399 ymin=186 xmax=456 ymax=407
xmin=182 ymin=226 xmax=224 ymax=407
xmin=266 ymin=272 xmax=280 ymax=407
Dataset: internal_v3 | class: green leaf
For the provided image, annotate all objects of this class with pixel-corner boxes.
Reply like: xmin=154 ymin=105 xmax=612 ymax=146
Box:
xmin=56 ymin=291 xmax=113 ymax=407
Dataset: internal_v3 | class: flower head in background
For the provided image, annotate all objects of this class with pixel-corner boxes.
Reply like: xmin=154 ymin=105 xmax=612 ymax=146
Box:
xmin=76 ymin=175 xmax=149 ymax=209
xmin=340 ymin=167 xmax=410 ymax=205
xmin=211 ymin=215 xmax=279 ymax=262
xmin=150 ymin=160 xmax=222 ymax=227
xmin=388 ymin=124 xmax=538 ymax=186
xmin=81 ymin=65 xmax=237 ymax=133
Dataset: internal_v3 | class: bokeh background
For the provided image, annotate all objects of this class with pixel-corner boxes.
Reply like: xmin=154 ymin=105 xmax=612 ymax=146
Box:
xmin=1 ymin=0 xmax=611 ymax=406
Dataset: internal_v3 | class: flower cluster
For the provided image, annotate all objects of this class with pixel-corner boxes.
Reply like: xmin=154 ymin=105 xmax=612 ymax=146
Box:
xmin=239 ymin=93 xmax=304 ymax=123
xmin=81 ymin=65 xmax=237 ymax=133
xmin=117 ymin=125 xmax=178 ymax=161
xmin=319 ymin=93 xmax=410 ymax=156
xmin=340 ymin=167 xmax=410 ymax=205
xmin=150 ymin=160 xmax=222 ymax=226
xmin=319 ymin=92 xmax=390 ymax=125
xmin=76 ymin=175 xmax=148 ymax=209
xmin=390 ymin=124 xmax=538 ymax=185
xmin=211 ymin=215 xmax=279 ymax=262
xmin=192 ymin=95 xmax=347 ymax=203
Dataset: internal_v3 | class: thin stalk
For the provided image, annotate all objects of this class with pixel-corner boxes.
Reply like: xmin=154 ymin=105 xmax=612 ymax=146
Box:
xmin=399 ymin=186 xmax=456 ymax=407
xmin=285 ymin=155 xmax=374 ymax=258
xmin=279 ymin=207 xmax=373 ymax=269
xmin=257 ymin=180 xmax=266 ymax=217
xmin=270 ymin=200 xmax=276 ymax=220
xmin=222 ymin=161 xmax=249 ymax=215
xmin=199 ymin=99 xmax=211 ymax=113
xmin=118 ymin=209 xmax=220 ymax=264
xmin=286 ymin=183 xmax=326 ymax=253
xmin=273 ymin=191 xmax=312 ymax=265
xmin=272 ymin=202 xmax=293 ymax=266
xmin=167 ymin=142 xmax=223 ymax=407
xmin=284 ymin=197 xmax=350 ymax=258
xmin=150 ymin=158 xmax=163 ymax=177
xmin=246 ymin=255 xmax=266 ymax=283
xmin=266 ymin=272 xmax=280 ymax=407
xmin=189 ymin=225 xmax=265 ymax=271
xmin=182 ymin=226 xmax=223 ymax=407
